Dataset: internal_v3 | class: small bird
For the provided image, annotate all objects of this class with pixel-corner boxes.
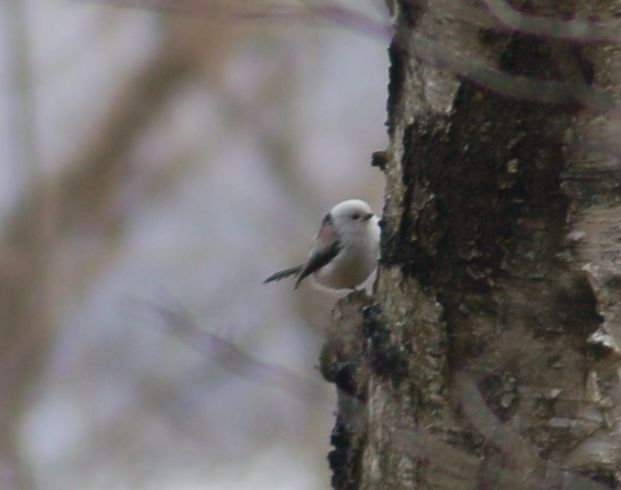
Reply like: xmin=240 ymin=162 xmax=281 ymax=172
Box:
xmin=264 ymin=199 xmax=380 ymax=290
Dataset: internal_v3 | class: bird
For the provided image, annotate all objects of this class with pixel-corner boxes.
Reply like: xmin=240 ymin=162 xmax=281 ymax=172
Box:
xmin=263 ymin=199 xmax=380 ymax=290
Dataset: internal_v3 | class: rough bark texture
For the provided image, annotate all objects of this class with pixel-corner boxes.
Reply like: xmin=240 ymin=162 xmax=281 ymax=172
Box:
xmin=321 ymin=1 xmax=621 ymax=488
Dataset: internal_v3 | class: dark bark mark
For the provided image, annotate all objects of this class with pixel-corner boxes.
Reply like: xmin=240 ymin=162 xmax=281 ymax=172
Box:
xmin=323 ymin=361 xmax=363 ymax=400
xmin=386 ymin=40 xmax=408 ymax=137
xmin=328 ymin=409 xmax=366 ymax=490
xmin=500 ymin=34 xmax=559 ymax=78
xmin=363 ymin=304 xmax=409 ymax=386
xmin=400 ymin=0 xmax=426 ymax=28
xmin=552 ymin=273 xmax=601 ymax=347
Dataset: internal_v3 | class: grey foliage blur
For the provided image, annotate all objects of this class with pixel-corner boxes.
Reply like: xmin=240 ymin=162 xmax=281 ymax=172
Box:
xmin=0 ymin=1 xmax=386 ymax=488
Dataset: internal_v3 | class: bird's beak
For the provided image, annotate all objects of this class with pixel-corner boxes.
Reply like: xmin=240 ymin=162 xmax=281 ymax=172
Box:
xmin=363 ymin=213 xmax=374 ymax=221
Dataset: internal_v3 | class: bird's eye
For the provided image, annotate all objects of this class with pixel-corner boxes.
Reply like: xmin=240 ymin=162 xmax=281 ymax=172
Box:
xmin=351 ymin=213 xmax=360 ymax=220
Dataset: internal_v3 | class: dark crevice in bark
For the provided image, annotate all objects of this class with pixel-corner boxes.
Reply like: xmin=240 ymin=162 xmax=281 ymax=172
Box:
xmin=386 ymin=40 xmax=409 ymax=137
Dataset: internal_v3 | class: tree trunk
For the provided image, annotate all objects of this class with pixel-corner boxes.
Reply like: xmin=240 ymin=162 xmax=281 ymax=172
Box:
xmin=321 ymin=1 xmax=621 ymax=488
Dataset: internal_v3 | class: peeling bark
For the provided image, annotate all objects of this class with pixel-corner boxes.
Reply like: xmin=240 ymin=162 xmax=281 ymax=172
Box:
xmin=322 ymin=1 xmax=621 ymax=488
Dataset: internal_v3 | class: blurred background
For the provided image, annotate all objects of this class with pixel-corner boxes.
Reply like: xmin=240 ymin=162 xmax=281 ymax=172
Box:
xmin=0 ymin=0 xmax=388 ymax=488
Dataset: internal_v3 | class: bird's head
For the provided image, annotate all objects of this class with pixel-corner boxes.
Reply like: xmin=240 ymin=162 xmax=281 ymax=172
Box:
xmin=330 ymin=199 xmax=376 ymax=236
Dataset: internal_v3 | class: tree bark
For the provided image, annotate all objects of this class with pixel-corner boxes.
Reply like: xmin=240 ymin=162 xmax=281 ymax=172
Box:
xmin=321 ymin=1 xmax=621 ymax=488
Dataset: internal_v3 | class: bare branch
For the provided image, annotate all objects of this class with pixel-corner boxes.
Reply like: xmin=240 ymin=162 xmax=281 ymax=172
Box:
xmin=455 ymin=374 xmax=608 ymax=490
xmin=148 ymin=300 xmax=327 ymax=406
xmin=397 ymin=28 xmax=616 ymax=111
xmin=85 ymin=0 xmax=392 ymax=38
xmin=90 ymin=0 xmax=619 ymax=111
xmin=483 ymin=0 xmax=621 ymax=44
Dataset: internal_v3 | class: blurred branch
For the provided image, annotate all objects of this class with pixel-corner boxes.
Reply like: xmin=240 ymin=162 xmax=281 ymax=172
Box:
xmin=455 ymin=374 xmax=539 ymax=481
xmin=432 ymin=0 xmax=497 ymax=29
xmin=395 ymin=27 xmax=616 ymax=111
xmin=0 ymin=30 xmax=200 ymax=378
xmin=150 ymin=300 xmax=327 ymax=405
xmin=95 ymin=0 xmax=621 ymax=46
xmin=89 ymin=0 xmax=392 ymax=37
xmin=0 ymin=24 xmax=205 ymax=490
xmin=156 ymin=294 xmax=610 ymax=490
xmin=396 ymin=374 xmax=608 ymax=490
xmin=55 ymin=39 xmax=201 ymax=232
xmin=455 ymin=374 xmax=607 ymax=490
xmin=2 ymin=0 xmax=44 ymax=487
xmin=98 ymin=0 xmax=620 ymax=111
xmin=549 ymin=41 xmax=612 ymax=110
xmin=482 ymin=0 xmax=621 ymax=43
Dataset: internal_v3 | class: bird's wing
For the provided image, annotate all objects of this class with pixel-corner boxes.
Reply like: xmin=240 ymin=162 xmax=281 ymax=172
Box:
xmin=294 ymin=214 xmax=341 ymax=289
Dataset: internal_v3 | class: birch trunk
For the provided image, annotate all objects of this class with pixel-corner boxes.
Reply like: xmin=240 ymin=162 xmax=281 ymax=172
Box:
xmin=322 ymin=1 xmax=621 ymax=488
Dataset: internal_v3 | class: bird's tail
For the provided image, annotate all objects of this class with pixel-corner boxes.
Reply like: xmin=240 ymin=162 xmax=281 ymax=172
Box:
xmin=263 ymin=265 xmax=303 ymax=284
